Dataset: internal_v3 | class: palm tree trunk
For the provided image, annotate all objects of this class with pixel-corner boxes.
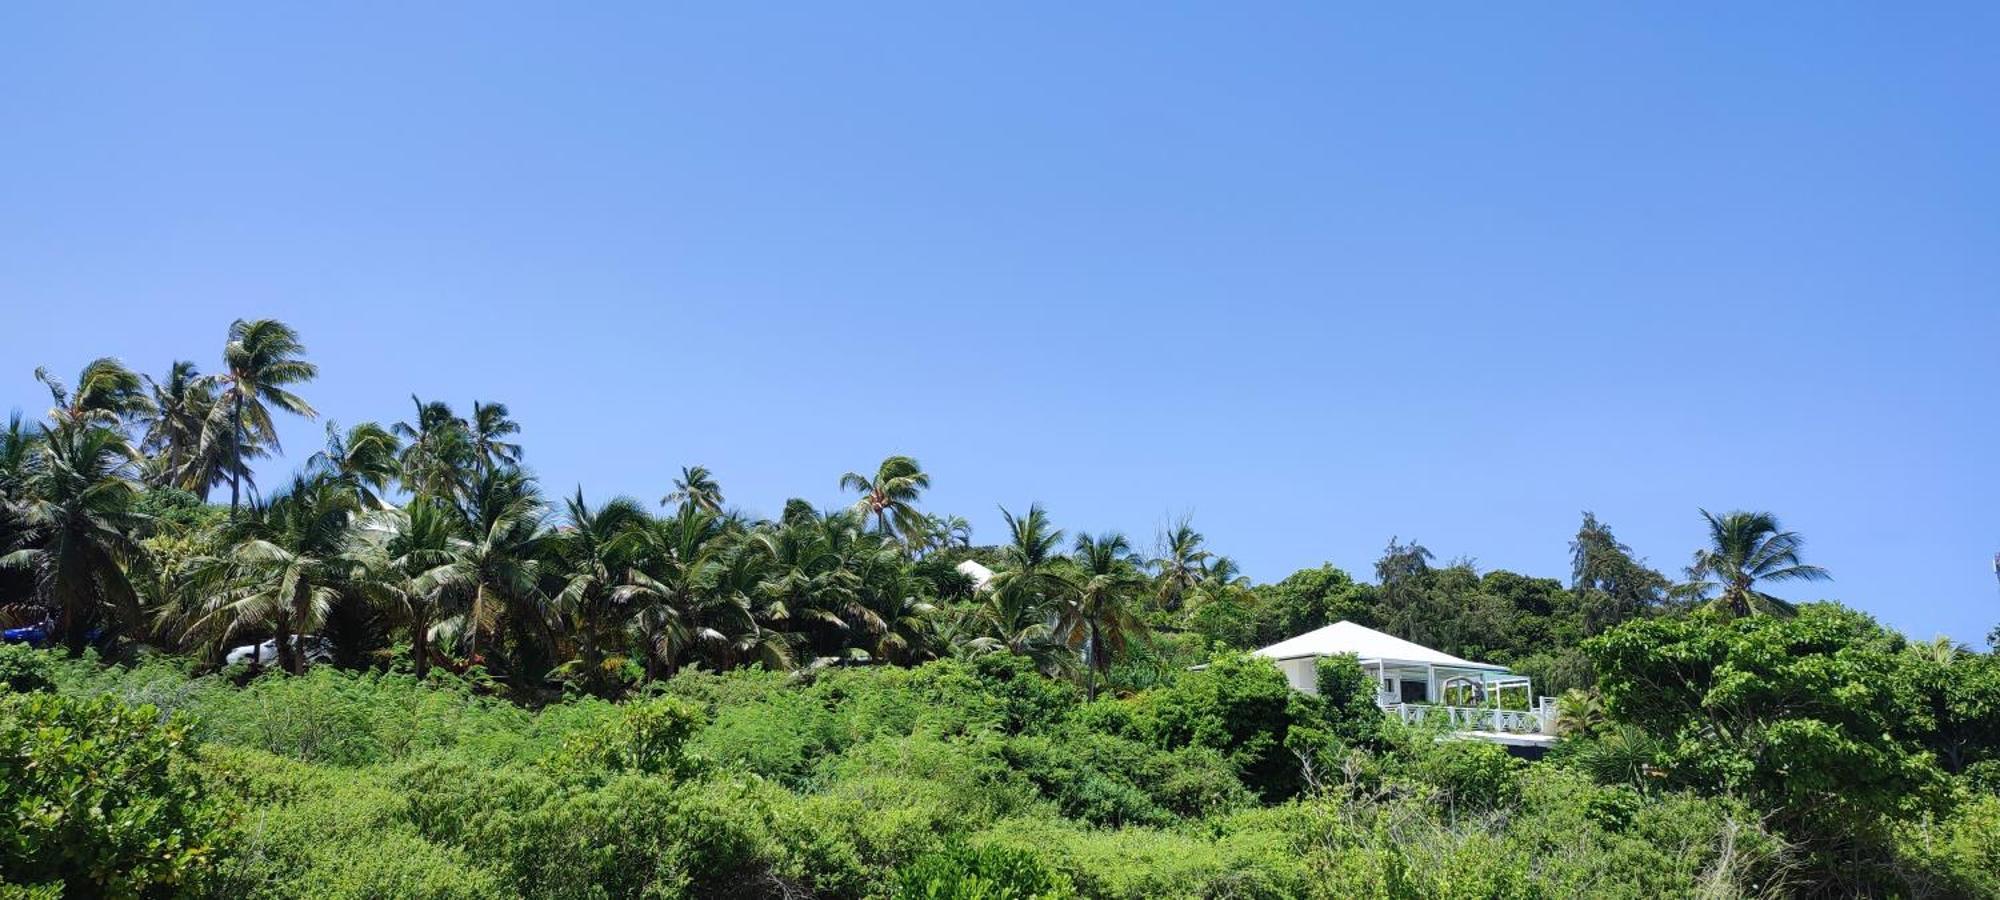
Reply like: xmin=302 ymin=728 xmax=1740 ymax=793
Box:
xmin=229 ymin=392 xmax=244 ymax=516
xmin=1087 ymin=620 xmax=1101 ymax=701
xmin=468 ymin=585 xmax=485 ymax=662
xmin=274 ymin=617 xmax=298 ymax=675
xmin=412 ymin=612 xmax=430 ymax=679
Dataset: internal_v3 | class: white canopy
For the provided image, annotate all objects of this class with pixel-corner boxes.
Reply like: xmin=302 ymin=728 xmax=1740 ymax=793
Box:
xmin=1252 ymin=620 xmax=1507 ymax=671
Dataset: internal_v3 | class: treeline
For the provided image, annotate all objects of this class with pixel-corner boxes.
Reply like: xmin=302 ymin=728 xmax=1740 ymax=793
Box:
xmin=2 ymin=318 xmax=1687 ymax=700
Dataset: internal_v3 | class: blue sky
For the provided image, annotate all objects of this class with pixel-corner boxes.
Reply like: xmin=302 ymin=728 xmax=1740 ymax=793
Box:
xmin=3 ymin=4 xmax=1996 ymax=644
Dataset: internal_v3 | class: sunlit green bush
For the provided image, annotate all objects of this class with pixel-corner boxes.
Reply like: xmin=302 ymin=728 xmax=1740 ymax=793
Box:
xmin=0 ymin=693 xmax=237 ymax=897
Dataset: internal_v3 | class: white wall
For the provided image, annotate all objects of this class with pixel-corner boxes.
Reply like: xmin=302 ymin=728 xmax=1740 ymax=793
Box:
xmin=1278 ymin=657 xmax=1318 ymax=694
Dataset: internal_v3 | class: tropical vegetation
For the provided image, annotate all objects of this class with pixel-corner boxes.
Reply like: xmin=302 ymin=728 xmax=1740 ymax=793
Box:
xmin=3 ymin=320 xmax=1997 ymax=898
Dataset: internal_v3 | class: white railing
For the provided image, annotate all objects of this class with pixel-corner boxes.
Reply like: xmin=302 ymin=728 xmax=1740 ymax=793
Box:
xmin=1391 ymin=702 xmax=1555 ymax=735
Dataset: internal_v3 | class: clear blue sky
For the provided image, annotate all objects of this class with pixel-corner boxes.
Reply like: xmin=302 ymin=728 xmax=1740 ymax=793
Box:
xmin=4 ymin=4 xmax=1996 ymax=645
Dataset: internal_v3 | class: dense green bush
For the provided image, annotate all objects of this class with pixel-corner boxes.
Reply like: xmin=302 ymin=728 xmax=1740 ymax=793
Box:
xmin=0 ymin=692 xmax=237 ymax=897
xmin=0 ymin=644 xmax=54 ymax=693
xmin=891 ymin=842 xmax=1076 ymax=900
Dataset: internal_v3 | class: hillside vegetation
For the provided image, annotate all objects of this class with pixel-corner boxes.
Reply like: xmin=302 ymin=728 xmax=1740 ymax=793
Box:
xmin=3 ymin=320 xmax=1998 ymax=898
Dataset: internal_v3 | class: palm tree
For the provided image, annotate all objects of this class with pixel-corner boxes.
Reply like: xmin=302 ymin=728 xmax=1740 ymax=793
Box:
xmin=0 ymin=425 xmax=147 ymax=652
xmin=1151 ymin=516 xmax=1209 ymax=611
xmin=985 ymin=504 xmax=1074 ymax=670
xmin=1681 ymin=509 xmax=1830 ymax=618
xmin=431 ymin=468 xmax=547 ymax=672
xmin=205 ymin=319 xmax=318 ymax=516
xmin=617 ymin=503 xmax=755 ymax=679
xmin=840 ymin=455 xmax=930 ymax=546
xmin=309 ymin=421 xmax=402 ymax=509
xmin=940 ymin=514 xmax=973 ymax=550
xmin=550 ymin=490 xmax=649 ymax=692
xmin=0 ymin=413 xmax=40 ymax=500
xmin=468 ymin=401 xmax=523 ymax=475
xmin=394 ymin=396 xmax=472 ymax=504
xmin=1059 ymin=531 xmax=1149 ymax=699
xmin=34 ymin=358 xmax=152 ymax=428
xmin=136 ymin=361 xmax=219 ymax=494
xmin=194 ymin=476 xmax=354 ymax=673
xmin=345 ymin=502 xmax=462 ymax=678
xmin=661 ymin=465 xmax=723 ymax=514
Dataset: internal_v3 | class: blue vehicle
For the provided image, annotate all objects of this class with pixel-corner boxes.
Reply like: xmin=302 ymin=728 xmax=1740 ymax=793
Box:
xmin=2 ymin=623 xmax=51 ymax=645
xmin=2 ymin=622 xmax=108 ymax=648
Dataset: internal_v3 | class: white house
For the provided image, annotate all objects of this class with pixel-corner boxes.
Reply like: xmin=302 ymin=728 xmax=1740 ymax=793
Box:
xmin=1252 ymin=621 xmax=1556 ymax=742
xmin=955 ymin=559 xmax=997 ymax=591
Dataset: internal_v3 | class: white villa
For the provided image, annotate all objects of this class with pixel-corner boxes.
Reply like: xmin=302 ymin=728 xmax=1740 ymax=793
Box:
xmin=1252 ymin=621 xmax=1558 ymax=748
xmin=955 ymin=559 xmax=997 ymax=591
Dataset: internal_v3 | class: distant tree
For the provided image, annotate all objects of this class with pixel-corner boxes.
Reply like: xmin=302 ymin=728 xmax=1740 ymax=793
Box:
xmin=986 ymin=504 xmax=1073 ymax=667
xmin=0 ymin=425 xmax=147 ymax=652
xmin=660 ymin=464 xmax=723 ymax=514
xmin=840 ymin=455 xmax=930 ymax=545
xmin=195 ymin=475 xmax=354 ymax=673
xmin=550 ymin=490 xmax=649 ymax=693
xmin=1249 ymin=564 xmax=1373 ymax=645
xmin=204 ymin=319 xmax=317 ymax=516
xmin=1374 ymin=537 xmax=1440 ymax=646
xmin=308 ymin=421 xmax=402 ymax=509
xmin=345 ymin=501 xmax=461 ymax=679
xmin=1679 ymin=509 xmax=1829 ymax=618
xmin=1058 ymin=531 xmax=1149 ymax=700
xmin=135 ymin=361 xmax=219 ymax=495
xmin=1568 ymin=511 xmax=1668 ymax=632
xmin=429 ymin=468 xmax=546 ymax=668
xmin=1898 ymin=637 xmax=2000 ymax=775
xmin=468 ymin=400 xmax=523 ymax=475
xmin=394 ymin=396 xmax=473 ymax=505
xmin=33 ymin=358 xmax=151 ymax=429
xmin=1587 ymin=606 xmax=1948 ymax=874
xmin=1150 ymin=516 xmax=1209 ymax=611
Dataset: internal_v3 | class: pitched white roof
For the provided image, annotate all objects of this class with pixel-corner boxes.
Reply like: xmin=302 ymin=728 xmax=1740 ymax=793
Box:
xmin=1253 ymin=620 xmax=1507 ymax=671
xmin=955 ymin=559 xmax=996 ymax=591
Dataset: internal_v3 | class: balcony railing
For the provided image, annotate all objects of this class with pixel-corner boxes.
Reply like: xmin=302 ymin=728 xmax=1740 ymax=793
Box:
xmin=1387 ymin=697 xmax=1559 ymax=736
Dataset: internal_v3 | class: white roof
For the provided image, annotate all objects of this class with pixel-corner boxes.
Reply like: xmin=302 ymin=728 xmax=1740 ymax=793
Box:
xmin=1252 ymin=620 xmax=1507 ymax=671
xmin=955 ymin=559 xmax=996 ymax=591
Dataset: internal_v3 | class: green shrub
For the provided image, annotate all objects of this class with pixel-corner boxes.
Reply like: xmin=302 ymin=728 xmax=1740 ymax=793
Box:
xmin=0 ymin=644 xmax=54 ymax=694
xmin=891 ymin=841 xmax=1077 ymax=899
xmin=542 ymin=696 xmax=703 ymax=782
xmin=1132 ymin=653 xmax=1315 ymax=800
xmin=0 ymin=693 xmax=237 ymax=896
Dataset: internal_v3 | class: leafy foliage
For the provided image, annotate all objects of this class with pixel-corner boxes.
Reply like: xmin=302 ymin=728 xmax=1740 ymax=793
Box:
xmin=0 ymin=692 xmax=236 ymax=897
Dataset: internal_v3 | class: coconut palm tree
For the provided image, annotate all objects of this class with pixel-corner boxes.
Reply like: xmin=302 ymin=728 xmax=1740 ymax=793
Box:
xmin=742 ymin=508 xmax=874 ymax=661
xmin=550 ymin=490 xmax=649 ymax=692
xmin=0 ymin=425 xmax=147 ymax=652
xmin=345 ymin=502 xmax=462 ymax=678
xmin=394 ymin=396 xmax=473 ymax=504
xmin=34 ymin=358 xmax=152 ymax=429
xmin=0 ymin=413 xmax=39 ymax=501
xmin=1151 ymin=516 xmax=1209 ymax=611
xmin=204 ymin=319 xmax=318 ymax=516
xmin=661 ymin=465 xmax=723 ymax=514
xmin=309 ymin=421 xmax=402 ymax=509
xmin=939 ymin=514 xmax=973 ymax=551
xmin=985 ymin=504 xmax=1074 ymax=670
xmin=1681 ymin=509 xmax=1830 ymax=618
xmin=431 ymin=468 xmax=547 ymax=671
xmin=840 ymin=455 xmax=930 ymax=546
xmin=194 ymin=475 xmax=354 ymax=673
xmin=135 ymin=361 xmax=219 ymax=492
xmin=1058 ymin=531 xmax=1150 ymax=699
xmin=616 ymin=503 xmax=754 ymax=679
xmin=468 ymin=401 xmax=523 ymax=475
